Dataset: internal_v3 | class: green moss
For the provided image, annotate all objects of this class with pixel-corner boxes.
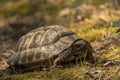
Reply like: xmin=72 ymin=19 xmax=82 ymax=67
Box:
xmin=72 ymin=26 xmax=104 ymax=41
xmin=1 ymin=66 xmax=87 ymax=80
xmin=0 ymin=0 xmax=64 ymax=17
xmin=0 ymin=1 xmax=34 ymax=16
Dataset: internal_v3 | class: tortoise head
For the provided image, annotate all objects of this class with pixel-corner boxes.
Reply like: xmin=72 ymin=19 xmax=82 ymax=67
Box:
xmin=0 ymin=60 xmax=9 ymax=71
xmin=72 ymin=39 xmax=95 ymax=63
xmin=72 ymin=39 xmax=94 ymax=52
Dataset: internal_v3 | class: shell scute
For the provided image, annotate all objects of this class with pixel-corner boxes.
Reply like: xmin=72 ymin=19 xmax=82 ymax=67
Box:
xmin=21 ymin=52 xmax=27 ymax=63
xmin=42 ymin=29 xmax=58 ymax=45
xmin=35 ymin=51 xmax=41 ymax=59
xmin=29 ymin=32 xmax=43 ymax=48
xmin=27 ymin=50 xmax=34 ymax=62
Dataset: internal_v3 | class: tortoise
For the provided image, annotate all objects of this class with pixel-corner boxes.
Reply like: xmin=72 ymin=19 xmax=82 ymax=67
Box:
xmin=0 ymin=25 xmax=94 ymax=71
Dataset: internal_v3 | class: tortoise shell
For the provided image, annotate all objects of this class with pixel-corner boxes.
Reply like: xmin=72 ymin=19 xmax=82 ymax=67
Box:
xmin=6 ymin=25 xmax=93 ymax=66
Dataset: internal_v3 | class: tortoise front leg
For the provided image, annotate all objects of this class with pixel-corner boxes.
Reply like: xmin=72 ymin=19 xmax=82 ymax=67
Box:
xmin=53 ymin=57 xmax=62 ymax=67
xmin=53 ymin=47 xmax=73 ymax=67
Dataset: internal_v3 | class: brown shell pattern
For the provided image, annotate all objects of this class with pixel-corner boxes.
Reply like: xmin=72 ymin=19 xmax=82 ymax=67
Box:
xmin=7 ymin=25 xmax=80 ymax=65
